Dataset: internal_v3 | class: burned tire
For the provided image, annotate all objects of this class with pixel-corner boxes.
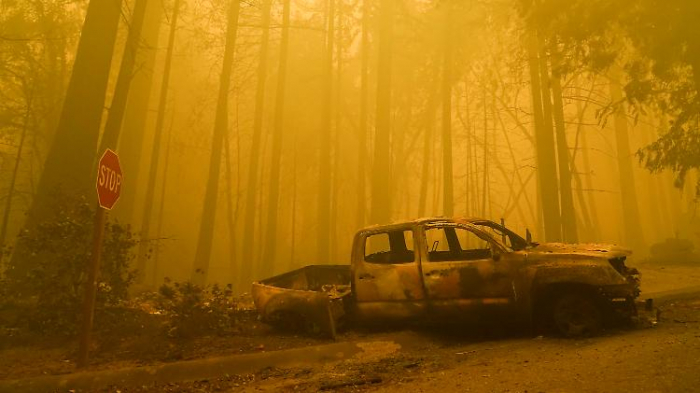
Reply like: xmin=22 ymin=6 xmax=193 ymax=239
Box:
xmin=551 ymin=293 xmax=602 ymax=338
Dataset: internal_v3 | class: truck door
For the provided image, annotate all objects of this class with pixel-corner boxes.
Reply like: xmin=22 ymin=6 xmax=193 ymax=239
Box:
xmin=419 ymin=223 xmax=515 ymax=313
xmin=352 ymin=228 xmax=427 ymax=320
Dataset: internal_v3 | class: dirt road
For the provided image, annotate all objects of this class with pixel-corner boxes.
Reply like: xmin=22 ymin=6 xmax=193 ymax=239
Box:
xmin=3 ymin=264 xmax=700 ymax=392
xmin=70 ymin=294 xmax=697 ymax=393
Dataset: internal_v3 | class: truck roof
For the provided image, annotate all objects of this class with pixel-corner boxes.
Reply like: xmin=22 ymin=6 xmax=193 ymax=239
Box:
xmin=358 ymin=217 xmax=486 ymax=233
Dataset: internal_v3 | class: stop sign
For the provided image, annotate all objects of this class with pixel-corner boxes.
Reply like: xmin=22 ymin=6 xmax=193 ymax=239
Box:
xmin=95 ymin=148 xmax=123 ymax=210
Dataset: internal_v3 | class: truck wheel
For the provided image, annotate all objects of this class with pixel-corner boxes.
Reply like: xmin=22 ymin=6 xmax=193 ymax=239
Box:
xmin=552 ymin=293 xmax=601 ymax=338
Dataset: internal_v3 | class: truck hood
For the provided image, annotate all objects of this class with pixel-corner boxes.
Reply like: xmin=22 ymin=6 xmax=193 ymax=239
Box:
xmin=526 ymin=242 xmax=632 ymax=259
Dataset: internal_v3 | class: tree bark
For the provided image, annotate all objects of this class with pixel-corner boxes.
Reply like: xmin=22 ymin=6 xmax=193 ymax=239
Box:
xmin=356 ymin=0 xmax=370 ymax=229
xmin=418 ymin=66 xmax=439 ymax=217
xmin=330 ymin=0 xmax=345 ymax=260
xmin=462 ymin=80 xmax=472 ymax=217
xmin=481 ymin=86 xmax=489 ymax=217
xmin=153 ymin=111 xmax=175 ymax=285
xmin=0 ymin=94 xmax=32 ymax=250
xmin=116 ymin=0 xmax=163 ymax=227
xmin=549 ymin=56 xmax=578 ymax=243
xmin=98 ymin=0 xmax=148 ymax=153
xmin=609 ymin=67 xmax=646 ymax=252
xmin=441 ymin=1 xmax=454 ymax=217
xmin=240 ymin=0 xmax=273 ymax=287
xmin=289 ymin=143 xmax=298 ymax=271
xmin=191 ymin=0 xmax=241 ymax=285
xmin=526 ymin=31 xmax=562 ymax=242
xmin=317 ymin=0 xmax=336 ymax=263
xmin=9 ymin=0 xmax=123 ymax=278
xmin=260 ymin=0 xmax=290 ymax=276
xmin=224 ymin=124 xmax=239 ymax=285
xmin=573 ymin=83 xmax=601 ymax=241
xmin=135 ymin=0 xmax=181 ymax=284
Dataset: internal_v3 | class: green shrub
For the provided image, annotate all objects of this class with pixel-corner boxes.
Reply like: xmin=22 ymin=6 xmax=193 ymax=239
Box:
xmin=3 ymin=193 xmax=137 ymax=335
xmin=155 ymin=278 xmax=239 ymax=338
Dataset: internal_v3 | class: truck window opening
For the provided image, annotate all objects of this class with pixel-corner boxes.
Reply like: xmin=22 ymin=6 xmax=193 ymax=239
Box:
xmin=425 ymin=227 xmax=492 ymax=262
xmin=364 ymin=230 xmax=414 ymax=264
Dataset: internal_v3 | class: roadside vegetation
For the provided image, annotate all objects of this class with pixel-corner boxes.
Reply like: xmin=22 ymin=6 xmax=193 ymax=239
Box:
xmin=0 ymin=194 xmax=294 ymax=377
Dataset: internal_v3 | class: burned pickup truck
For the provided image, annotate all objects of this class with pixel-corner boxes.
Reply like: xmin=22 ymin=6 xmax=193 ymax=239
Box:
xmin=252 ymin=218 xmax=650 ymax=338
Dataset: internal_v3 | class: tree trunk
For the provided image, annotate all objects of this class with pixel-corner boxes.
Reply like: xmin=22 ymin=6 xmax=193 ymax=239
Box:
xmin=609 ymin=68 xmax=646 ymax=252
xmin=418 ymin=67 xmax=439 ymax=217
xmin=116 ymin=0 xmax=163 ymax=227
xmin=240 ymin=0 xmax=273 ymax=287
xmin=370 ymin=0 xmax=394 ymax=225
xmin=579 ymin=130 xmax=601 ymax=239
xmin=330 ymin=0 xmax=344 ymax=260
xmin=549 ymin=58 xmax=578 ymax=243
xmin=135 ymin=0 xmax=181 ymax=284
xmin=289 ymin=142 xmax=298 ymax=271
xmin=317 ymin=0 xmax=336 ymax=263
xmin=573 ymin=83 xmax=601 ymax=241
xmin=356 ymin=0 xmax=370 ymax=229
xmin=190 ymin=0 xmax=241 ymax=285
xmin=153 ymin=111 xmax=175 ymax=285
xmin=260 ymin=0 xmax=290 ymax=277
xmin=0 ymin=94 xmax=32 ymax=250
xmin=481 ymin=86 xmax=489 ymax=217
xmin=470 ymin=82 xmax=480 ymax=216
xmin=9 ymin=0 xmax=123 ymax=279
xmin=98 ymin=0 xmax=148 ymax=153
xmin=224 ymin=124 xmax=239 ymax=286
xmin=441 ymin=1 xmax=454 ymax=217
xmin=36 ymin=1 xmax=66 ymax=151
xmin=526 ymin=31 xmax=562 ymax=242
xmin=462 ymin=80 xmax=472 ymax=217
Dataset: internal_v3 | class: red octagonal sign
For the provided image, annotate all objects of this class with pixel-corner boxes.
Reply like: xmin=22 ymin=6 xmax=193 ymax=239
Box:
xmin=96 ymin=148 xmax=123 ymax=210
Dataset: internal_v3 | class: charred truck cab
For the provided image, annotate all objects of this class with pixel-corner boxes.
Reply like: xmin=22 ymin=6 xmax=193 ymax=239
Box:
xmin=252 ymin=218 xmax=650 ymax=338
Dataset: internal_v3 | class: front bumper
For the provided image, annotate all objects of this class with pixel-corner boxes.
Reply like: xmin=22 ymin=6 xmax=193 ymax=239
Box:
xmin=599 ymin=284 xmax=657 ymax=326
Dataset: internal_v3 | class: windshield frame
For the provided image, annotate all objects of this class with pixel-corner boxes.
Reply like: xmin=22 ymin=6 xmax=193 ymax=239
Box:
xmin=464 ymin=219 xmax=531 ymax=251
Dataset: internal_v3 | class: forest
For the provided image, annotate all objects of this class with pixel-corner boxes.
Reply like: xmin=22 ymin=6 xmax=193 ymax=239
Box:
xmin=2 ymin=0 xmax=700 ymax=389
xmin=0 ymin=0 xmax=698 ymax=315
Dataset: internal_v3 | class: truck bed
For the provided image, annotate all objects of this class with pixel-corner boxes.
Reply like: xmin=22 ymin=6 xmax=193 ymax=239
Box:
xmin=251 ymin=265 xmax=352 ymax=338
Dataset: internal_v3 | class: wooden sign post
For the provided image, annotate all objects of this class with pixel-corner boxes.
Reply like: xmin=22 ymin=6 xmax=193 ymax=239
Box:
xmin=78 ymin=149 xmax=123 ymax=367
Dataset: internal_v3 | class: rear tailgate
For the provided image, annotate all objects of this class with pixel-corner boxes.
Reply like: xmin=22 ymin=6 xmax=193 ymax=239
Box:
xmin=252 ymin=265 xmax=351 ymax=338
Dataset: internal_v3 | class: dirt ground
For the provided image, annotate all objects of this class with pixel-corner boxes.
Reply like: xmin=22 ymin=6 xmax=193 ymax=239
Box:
xmin=2 ymin=263 xmax=700 ymax=392
xmin=0 ymin=310 xmax=334 ymax=381
xmin=90 ymin=296 xmax=700 ymax=393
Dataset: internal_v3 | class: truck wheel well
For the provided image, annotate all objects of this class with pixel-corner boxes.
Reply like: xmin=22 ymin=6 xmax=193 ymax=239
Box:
xmin=532 ymin=283 xmax=601 ymax=328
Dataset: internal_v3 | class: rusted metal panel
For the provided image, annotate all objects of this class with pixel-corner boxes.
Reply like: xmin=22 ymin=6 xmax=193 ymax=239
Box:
xmin=529 ymin=243 xmax=632 ymax=259
xmin=351 ymin=224 xmax=427 ymax=319
xmin=421 ymin=260 xmax=516 ymax=300
xmin=418 ymin=222 xmax=512 ymax=300
xmin=354 ymin=263 xmax=425 ymax=301
xmin=252 ymin=265 xmax=351 ymax=338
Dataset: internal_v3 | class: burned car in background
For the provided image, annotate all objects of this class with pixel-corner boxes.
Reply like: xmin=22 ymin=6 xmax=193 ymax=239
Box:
xmin=252 ymin=218 xmax=649 ymax=338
